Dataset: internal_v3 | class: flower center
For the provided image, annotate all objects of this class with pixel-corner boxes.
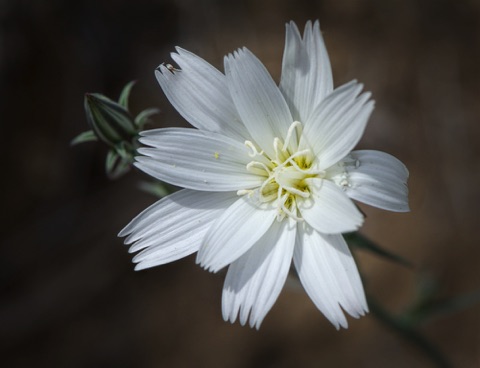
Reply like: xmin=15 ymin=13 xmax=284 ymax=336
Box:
xmin=238 ymin=121 xmax=323 ymax=221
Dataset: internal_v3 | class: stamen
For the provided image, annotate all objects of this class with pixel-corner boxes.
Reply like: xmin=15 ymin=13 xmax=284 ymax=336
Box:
xmin=237 ymin=189 xmax=253 ymax=196
xmin=246 ymin=161 xmax=270 ymax=176
xmin=258 ymin=178 xmax=278 ymax=202
xmin=283 ymin=149 xmax=311 ymax=168
xmin=283 ymin=121 xmax=302 ymax=152
xmin=283 ymin=185 xmax=310 ymax=198
xmin=277 ymin=193 xmax=303 ymax=222
xmin=241 ymin=121 xmax=319 ymax=221
xmin=273 ymin=138 xmax=288 ymax=163
xmin=245 ymin=140 xmax=264 ymax=158
xmin=281 ymin=206 xmax=303 ymax=222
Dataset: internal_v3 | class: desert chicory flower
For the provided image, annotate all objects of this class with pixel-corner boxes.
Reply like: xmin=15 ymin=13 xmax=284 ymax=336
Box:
xmin=119 ymin=21 xmax=409 ymax=329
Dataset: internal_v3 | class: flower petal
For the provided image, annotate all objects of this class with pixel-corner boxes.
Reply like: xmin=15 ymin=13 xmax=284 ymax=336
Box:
xmin=197 ymin=196 xmax=277 ymax=273
xmin=156 ymin=48 xmax=249 ymax=142
xmin=222 ymin=217 xmax=296 ymax=329
xmin=300 ymin=81 xmax=374 ymax=171
xmin=294 ymin=226 xmax=368 ymax=329
xmin=224 ymin=48 xmax=293 ymax=157
xmin=135 ymin=128 xmax=264 ymax=191
xmin=330 ymin=150 xmax=410 ymax=212
xmin=119 ymin=190 xmax=237 ymax=270
xmin=280 ymin=20 xmax=333 ymax=123
xmin=298 ymin=178 xmax=364 ymax=234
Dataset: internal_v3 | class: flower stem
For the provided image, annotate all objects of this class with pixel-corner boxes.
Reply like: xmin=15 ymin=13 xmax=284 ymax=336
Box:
xmin=367 ymin=295 xmax=452 ymax=368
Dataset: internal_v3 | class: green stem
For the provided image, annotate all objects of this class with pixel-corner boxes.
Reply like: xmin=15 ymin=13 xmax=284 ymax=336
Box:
xmin=345 ymin=232 xmax=414 ymax=269
xmin=368 ymin=295 xmax=452 ymax=368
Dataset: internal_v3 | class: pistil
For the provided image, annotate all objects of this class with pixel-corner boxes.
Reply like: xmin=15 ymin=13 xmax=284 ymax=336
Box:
xmin=240 ymin=121 xmax=319 ymax=221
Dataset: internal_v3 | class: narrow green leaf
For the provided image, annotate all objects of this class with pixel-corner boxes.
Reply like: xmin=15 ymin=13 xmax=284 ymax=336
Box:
xmin=138 ymin=181 xmax=170 ymax=198
xmin=368 ymin=295 xmax=452 ymax=368
xmin=407 ymin=288 xmax=480 ymax=325
xmin=70 ymin=130 xmax=98 ymax=146
xmin=114 ymin=141 xmax=135 ymax=161
xmin=427 ymin=289 xmax=480 ymax=319
xmin=345 ymin=232 xmax=414 ymax=269
xmin=111 ymin=159 xmax=131 ymax=179
xmin=105 ymin=150 xmax=131 ymax=179
xmin=105 ymin=149 xmax=119 ymax=176
xmin=118 ymin=80 xmax=137 ymax=109
xmin=135 ymin=108 xmax=160 ymax=129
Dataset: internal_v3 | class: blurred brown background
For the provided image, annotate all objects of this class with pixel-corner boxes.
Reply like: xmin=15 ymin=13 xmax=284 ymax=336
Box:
xmin=1 ymin=0 xmax=479 ymax=367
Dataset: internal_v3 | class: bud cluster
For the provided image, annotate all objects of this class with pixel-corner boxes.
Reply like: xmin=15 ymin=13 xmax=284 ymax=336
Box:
xmin=72 ymin=81 xmax=159 ymax=179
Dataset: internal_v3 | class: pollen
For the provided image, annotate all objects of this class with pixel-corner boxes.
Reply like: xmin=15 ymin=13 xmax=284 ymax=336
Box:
xmin=214 ymin=152 xmax=220 ymax=159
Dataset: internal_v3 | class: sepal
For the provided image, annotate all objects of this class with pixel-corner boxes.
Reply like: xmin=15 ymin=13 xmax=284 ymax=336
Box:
xmin=70 ymin=130 xmax=98 ymax=146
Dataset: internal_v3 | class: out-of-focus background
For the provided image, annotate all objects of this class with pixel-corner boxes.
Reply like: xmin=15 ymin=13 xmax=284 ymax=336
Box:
xmin=1 ymin=0 xmax=479 ymax=367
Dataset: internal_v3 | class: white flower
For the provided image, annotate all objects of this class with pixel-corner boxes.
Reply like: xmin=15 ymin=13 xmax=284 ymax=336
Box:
xmin=119 ymin=21 xmax=409 ymax=329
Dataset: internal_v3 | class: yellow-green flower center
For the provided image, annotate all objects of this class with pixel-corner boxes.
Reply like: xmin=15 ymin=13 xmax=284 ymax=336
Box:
xmin=238 ymin=121 xmax=323 ymax=221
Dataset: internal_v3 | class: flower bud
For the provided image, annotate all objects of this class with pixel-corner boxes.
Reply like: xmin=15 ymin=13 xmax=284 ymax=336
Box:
xmin=72 ymin=81 xmax=159 ymax=179
xmin=84 ymin=93 xmax=137 ymax=147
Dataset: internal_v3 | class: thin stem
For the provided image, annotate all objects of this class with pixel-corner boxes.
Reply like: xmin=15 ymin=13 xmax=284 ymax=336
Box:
xmin=368 ymin=295 xmax=452 ymax=368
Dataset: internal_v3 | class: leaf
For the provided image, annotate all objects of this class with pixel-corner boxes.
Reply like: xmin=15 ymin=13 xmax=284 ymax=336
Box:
xmin=425 ymin=289 xmax=480 ymax=320
xmin=114 ymin=141 xmax=134 ymax=160
xmin=118 ymin=80 xmax=137 ymax=110
xmin=368 ymin=295 xmax=452 ymax=368
xmin=405 ymin=282 xmax=480 ymax=326
xmin=105 ymin=150 xmax=131 ymax=179
xmin=345 ymin=232 xmax=414 ymax=269
xmin=135 ymin=108 xmax=160 ymax=129
xmin=105 ymin=149 xmax=119 ymax=176
xmin=138 ymin=181 xmax=170 ymax=198
xmin=70 ymin=130 xmax=98 ymax=146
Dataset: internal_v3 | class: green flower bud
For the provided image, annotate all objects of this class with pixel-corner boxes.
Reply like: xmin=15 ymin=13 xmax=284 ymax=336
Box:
xmin=72 ymin=81 xmax=159 ymax=179
xmin=84 ymin=93 xmax=137 ymax=147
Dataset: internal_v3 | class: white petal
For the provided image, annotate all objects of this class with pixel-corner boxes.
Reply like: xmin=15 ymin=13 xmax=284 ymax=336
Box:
xmin=156 ymin=48 xmax=249 ymax=142
xmin=294 ymin=226 xmax=368 ymax=329
xmin=300 ymin=81 xmax=375 ymax=171
xmin=298 ymin=178 xmax=364 ymax=234
xmin=135 ymin=128 xmax=264 ymax=191
xmin=330 ymin=150 xmax=410 ymax=212
xmin=197 ymin=196 xmax=277 ymax=273
xmin=119 ymin=190 xmax=237 ymax=270
xmin=280 ymin=20 xmax=333 ymax=123
xmin=224 ymin=48 xmax=293 ymax=157
xmin=222 ymin=217 xmax=296 ymax=329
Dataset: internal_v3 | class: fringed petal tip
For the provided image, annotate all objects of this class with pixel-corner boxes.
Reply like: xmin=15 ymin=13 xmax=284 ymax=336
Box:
xmin=220 ymin=218 xmax=296 ymax=329
xmin=119 ymin=190 xmax=238 ymax=272
xmin=294 ymin=230 xmax=368 ymax=329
